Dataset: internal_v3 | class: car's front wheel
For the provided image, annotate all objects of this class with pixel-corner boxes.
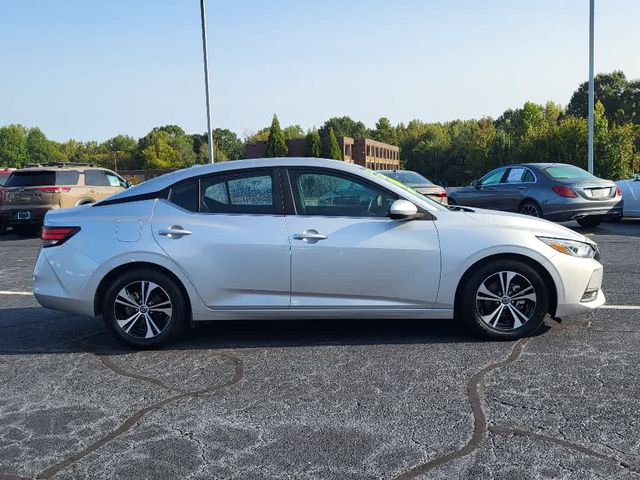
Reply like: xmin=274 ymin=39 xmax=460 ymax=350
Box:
xmin=458 ymin=259 xmax=548 ymax=340
xmin=102 ymin=268 xmax=187 ymax=348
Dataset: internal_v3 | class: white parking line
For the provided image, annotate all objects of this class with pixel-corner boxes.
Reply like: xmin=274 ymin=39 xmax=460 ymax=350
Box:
xmin=600 ymin=305 xmax=640 ymax=310
xmin=0 ymin=291 xmax=33 ymax=296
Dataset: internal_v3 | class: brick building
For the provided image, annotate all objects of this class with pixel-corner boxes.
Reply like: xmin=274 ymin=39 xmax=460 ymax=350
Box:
xmin=244 ymin=136 xmax=400 ymax=170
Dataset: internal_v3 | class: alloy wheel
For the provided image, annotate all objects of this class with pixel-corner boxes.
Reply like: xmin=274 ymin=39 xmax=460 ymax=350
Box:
xmin=475 ymin=271 xmax=537 ymax=331
xmin=113 ymin=281 xmax=173 ymax=339
xmin=520 ymin=204 xmax=540 ymax=217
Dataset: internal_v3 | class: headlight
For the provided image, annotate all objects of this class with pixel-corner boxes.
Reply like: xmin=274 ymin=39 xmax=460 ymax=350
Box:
xmin=537 ymin=236 xmax=597 ymax=258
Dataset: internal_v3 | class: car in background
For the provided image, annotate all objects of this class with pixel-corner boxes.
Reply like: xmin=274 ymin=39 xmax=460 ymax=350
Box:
xmin=0 ymin=163 xmax=128 ymax=234
xmin=0 ymin=168 xmax=14 ymax=186
xmin=616 ymin=173 xmax=640 ymax=219
xmin=448 ymin=163 xmax=622 ymax=228
xmin=33 ymin=158 xmax=605 ymax=348
xmin=376 ymin=169 xmax=448 ymax=204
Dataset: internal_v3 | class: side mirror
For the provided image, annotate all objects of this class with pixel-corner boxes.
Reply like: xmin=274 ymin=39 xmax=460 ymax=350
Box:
xmin=389 ymin=199 xmax=421 ymax=220
xmin=125 ymin=181 xmax=132 ymax=189
xmin=470 ymin=179 xmax=479 ymax=188
xmin=634 ymin=174 xmax=640 ymax=181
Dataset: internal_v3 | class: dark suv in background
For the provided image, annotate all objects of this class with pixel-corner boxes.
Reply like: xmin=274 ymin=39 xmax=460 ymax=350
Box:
xmin=448 ymin=163 xmax=622 ymax=227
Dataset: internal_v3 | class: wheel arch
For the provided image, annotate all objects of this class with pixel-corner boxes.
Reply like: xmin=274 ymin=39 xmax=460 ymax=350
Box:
xmin=94 ymin=261 xmax=192 ymax=320
xmin=518 ymin=197 xmax=543 ymax=214
xmin=454 ymin=253 xmax=558 ymax=318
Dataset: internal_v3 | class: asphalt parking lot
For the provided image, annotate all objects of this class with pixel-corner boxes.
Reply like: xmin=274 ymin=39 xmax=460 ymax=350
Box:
xmin=1 ymin=221 xmax=639 ymax=480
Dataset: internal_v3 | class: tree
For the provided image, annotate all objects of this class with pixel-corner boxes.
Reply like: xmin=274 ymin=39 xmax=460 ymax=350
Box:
xmin=103 ymin=134 xmax=139 ymax=170
xmin=265 ymin=114 xmax=288 ymax=157
xmin=371 ymin=117 xmax=398 ymax=145
xmin=305 ymin=130 xmax=321 ymax=157
xmin=26 ymin=127 xmax=59 ymax=164
xmin=567 ymin=71 xmax=631 ymax=125
xmin=283 ymin=125 xmax=305 ymax=140
xmin=322 ymin=127 xmax=342 ymax=160
xmin=0 ymin=124 xmax=28 ymax=167
xmin=319 ymin=116 xmax=367 ymax=139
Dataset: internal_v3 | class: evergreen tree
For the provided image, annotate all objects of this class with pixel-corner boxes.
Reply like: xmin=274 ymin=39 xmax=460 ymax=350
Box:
xmin=305 ymin=130 xmax=321 ymax=157
xmin=322 ymin=127 xmax=342 ymax=160
xmin=265 ymin=114 xmax=288 ymax=157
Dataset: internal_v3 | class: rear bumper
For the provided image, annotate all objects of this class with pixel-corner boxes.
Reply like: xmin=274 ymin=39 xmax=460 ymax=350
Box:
xmin=544 ymin=205 xmax=622 ymax=222
xmin=0 ymin=208 xmax=50 ymax=227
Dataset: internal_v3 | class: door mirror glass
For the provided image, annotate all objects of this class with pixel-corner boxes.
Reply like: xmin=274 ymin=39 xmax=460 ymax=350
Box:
xmin=389 ymin=199 xmax=420 ymax=220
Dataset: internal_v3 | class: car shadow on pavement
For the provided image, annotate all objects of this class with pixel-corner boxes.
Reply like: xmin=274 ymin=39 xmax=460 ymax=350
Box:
xmin=566 ymin=219 xmax=640 ymax=237
xmin=0 ymin=307 xmax=553 ymax=356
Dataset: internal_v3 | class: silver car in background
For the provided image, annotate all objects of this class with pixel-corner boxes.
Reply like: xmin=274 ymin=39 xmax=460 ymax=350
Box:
xmin=616 ymin=173 xmax=640 ymax=219
xmin=376 ymin=169 xmax=448 ymax=204
xmin=448 ymin=163 xmax=622 ymax=228
xmin=33 ymin=158 xmax=605 ymax=348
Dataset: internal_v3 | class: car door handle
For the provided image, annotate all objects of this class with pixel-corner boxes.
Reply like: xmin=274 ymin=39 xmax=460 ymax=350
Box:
xmin=158 ymin=226 xmax=192 ymax=238
xmin=292 ymin=230 xmax=328 ymax=242
xmin=485 ymin=187 xmax=496 ymax=191
xmin=518 ymin=186 xmax=527 ymax=190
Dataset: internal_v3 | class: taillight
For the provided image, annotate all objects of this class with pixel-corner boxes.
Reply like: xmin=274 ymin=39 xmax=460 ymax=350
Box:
xmin=552 ymin=185 xmax=577 ymax=198
xmin=431 ymin=191 xmax=448 ymax=198
xmin=615 ymin=186 xmax=622 ymax=197
xmin=41 ymin=226 xmax=80 ymax=247
xmin=37 ymin=187 xmax=71 ymax=193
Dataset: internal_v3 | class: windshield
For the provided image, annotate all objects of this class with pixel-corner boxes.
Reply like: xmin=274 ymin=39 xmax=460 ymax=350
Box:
xmin=370 ymin=170 xmax=446 ymax=210
xmin=544 ymin=165 xmax=596 ymax=180
xmin=5 ymin=170 xmax=80 ymax=187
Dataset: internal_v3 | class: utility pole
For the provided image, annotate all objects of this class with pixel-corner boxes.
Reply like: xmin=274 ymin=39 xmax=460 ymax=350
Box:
xmin=587 ymin=0 xmax=595 ymax=174
xmin=200 ymin=0 xmax=214 ymax=163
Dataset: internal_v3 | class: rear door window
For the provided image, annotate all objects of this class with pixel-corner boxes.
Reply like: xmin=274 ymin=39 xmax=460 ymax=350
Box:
xmin=84 ymin=170 xmax=109 ymax=186
xmin=168 ymin=180 xmax=199 ymax=212
xmin=505 ymin=168 xmax=526 ymax=183
xmin=56 ymin=170 xmax=80 ymax=185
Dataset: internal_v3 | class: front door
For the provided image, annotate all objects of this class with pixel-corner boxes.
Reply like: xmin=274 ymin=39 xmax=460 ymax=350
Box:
xmin=284 ymin=168 xmax=441 ymax=308
xmin=152 ymin=169 xmax=290 ymax=308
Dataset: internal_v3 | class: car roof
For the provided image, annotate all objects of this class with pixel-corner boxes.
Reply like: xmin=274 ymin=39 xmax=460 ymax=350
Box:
xmin=503 ymin=163 xmax=573 ymax=170
xmin=99 ymin=157 xmax=443 ymax=212
xmin=15 ymin=166 xmax=110 ymax=172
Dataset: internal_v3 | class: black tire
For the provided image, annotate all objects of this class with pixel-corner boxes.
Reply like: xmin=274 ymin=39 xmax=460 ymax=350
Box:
xmin=458 ymin=259 xmax=548 ymax=340
xmin=518 ymin=201 xmax=543 ymax=218
xmin=102 ymin=268 xmax=187 ymax=349
xmin=577 ymin=216 xmax=603 ymax=228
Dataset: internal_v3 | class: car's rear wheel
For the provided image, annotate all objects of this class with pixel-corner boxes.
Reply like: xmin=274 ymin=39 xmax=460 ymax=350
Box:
xmin=459 ymin=259 xmax=548 ymax=340
xmin=448 ymin=198 xmax=457 ymax=206
xmin=103 ymin=269 xmax=187 ymax=348
xmin=518 ymin=201 xmax=543 ymax=218
xmin=577 ymin=216 xmax=603 ymax=228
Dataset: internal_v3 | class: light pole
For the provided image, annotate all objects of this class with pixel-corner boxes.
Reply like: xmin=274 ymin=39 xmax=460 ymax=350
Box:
xmin=200 ymin=0 xmax=214 ymax=163
xmin=587 ymin=0 xmax=595 ymax=174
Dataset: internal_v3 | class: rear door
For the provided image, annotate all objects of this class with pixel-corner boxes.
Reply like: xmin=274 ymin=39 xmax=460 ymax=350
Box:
xmin=82 ymin=170 xmax=122 ymax=203
xmin=284 ymin=167 xmax=441 ymax=308
xmin=151 ymin=168 xmax=291 ymax=308
xmin=492 ymin=167 xmax=532 ymax=212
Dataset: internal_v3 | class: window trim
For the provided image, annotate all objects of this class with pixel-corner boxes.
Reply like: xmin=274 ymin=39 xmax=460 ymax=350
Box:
xmin=501 ymin=167 xmax=538 ymax=185
xmin=283 ymin=166 xmax=434 ymax=220
xmin=167 ymin=167 xmax=284 ymax=216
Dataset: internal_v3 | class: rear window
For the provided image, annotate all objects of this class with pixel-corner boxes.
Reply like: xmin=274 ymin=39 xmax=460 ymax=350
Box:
xmin=544 ymin=165 xmax=595 ymax=180
xmin=5 ymin=170 xmax=79 ymax=187
xmin=381 ymin=171 xmax=432 ymax=185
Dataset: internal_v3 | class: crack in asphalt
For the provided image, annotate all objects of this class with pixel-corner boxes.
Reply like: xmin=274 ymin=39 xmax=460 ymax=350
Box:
xmin=394 ymin=338 xmax=530 ymax=480
xmin=488 ymin=426 xmax=640 ymax=474
xmin=27 ymin=351 xmax=244 ymax=480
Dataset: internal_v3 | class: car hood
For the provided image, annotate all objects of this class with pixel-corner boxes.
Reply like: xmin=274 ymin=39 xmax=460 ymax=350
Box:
xmin=460 ymin=208 xmax=592 ymax=243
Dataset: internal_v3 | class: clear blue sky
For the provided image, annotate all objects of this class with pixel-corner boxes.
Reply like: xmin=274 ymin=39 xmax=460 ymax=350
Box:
xmin=1 ymin=0 xmax=639 ymax=142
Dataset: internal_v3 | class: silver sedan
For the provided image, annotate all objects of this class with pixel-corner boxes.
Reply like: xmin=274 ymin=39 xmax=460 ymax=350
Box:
xmin=33 ymin=158 xmax=605 ymax=348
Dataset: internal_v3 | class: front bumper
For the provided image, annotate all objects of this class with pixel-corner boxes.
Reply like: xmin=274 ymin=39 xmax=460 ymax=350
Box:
xmin=552 ymin=254 xmax=606 ymax=316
